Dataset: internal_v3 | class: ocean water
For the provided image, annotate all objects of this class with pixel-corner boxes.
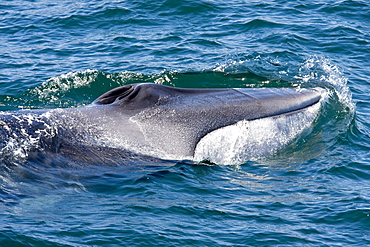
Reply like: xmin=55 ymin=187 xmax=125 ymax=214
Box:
xmin=1 ymin=0 xmax=370 ymax=246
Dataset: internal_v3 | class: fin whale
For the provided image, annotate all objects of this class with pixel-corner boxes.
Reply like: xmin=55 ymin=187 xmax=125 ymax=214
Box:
xmin=0 ymin=83 xmax=321 ymax=164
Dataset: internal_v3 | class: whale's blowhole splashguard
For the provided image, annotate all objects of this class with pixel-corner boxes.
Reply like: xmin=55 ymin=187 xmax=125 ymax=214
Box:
xmin=0 ymin=83 xmax=321 ymax=165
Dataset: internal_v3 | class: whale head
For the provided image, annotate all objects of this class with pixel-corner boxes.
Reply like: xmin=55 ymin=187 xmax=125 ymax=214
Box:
xmin=89 ymin=83 xmax=321 ymax=162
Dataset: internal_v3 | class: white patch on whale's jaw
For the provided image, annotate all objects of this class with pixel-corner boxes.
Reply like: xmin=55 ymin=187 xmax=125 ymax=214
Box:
xmin=193 ymin=102 xmax=321 ymax=165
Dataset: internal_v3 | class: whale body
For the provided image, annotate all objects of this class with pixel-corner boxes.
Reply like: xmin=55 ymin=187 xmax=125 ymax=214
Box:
xmin=0 ymin=83 xmax=321 ymax=164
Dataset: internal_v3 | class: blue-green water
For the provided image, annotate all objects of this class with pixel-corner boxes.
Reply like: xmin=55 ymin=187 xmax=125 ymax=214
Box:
xmin=1 ymin=0 xmax=370 ymax=246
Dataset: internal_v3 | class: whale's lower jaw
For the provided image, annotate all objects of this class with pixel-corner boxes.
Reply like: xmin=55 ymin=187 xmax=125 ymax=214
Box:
xmin=194 ymin=102 xmax=321 ymax=165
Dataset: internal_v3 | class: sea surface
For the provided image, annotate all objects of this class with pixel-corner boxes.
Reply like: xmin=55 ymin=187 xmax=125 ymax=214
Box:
xmin=1 ymin=0 xmax=370 ymax=246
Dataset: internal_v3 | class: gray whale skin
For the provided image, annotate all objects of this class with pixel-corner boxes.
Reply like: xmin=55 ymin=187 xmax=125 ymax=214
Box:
xmin=0 ymin=83 xmax=321 ymax=164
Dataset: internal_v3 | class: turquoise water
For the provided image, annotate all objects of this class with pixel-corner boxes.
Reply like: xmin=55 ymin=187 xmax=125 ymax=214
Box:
xmin=1 ymin=0 xmax=370 ymax=246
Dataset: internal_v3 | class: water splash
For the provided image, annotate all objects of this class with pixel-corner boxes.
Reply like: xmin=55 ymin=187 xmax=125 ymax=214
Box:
xmin=0 ymin=111 xmax=57 ymax=161
xmin=295 ymin=56 xmax=354 ymax=113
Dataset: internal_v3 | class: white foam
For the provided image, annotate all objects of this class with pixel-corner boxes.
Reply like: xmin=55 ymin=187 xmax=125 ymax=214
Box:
xmin=0 ymin=111 xmax=58 ymax=160
xmin=295 ymin=57 xmax=354 ymax=113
